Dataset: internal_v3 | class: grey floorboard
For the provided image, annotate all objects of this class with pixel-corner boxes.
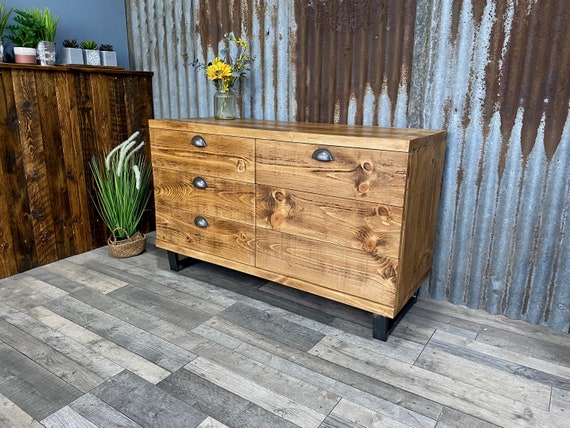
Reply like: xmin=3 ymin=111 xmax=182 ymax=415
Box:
xmin=0 ymin=235 xmax=568 ymax=427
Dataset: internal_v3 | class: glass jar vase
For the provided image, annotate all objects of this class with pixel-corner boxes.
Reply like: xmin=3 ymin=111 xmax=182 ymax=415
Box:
xmin=214 ymin=89 xmax=237 ymax=120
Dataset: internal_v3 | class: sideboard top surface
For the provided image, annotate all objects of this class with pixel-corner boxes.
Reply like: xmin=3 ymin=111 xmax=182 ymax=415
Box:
xmin=149 ymin=118 xmax=446 ymax=152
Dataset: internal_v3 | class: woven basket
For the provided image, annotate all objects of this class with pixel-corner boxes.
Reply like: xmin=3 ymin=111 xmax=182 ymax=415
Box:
xmin=107 ymin=228 xmax=146 ymax=258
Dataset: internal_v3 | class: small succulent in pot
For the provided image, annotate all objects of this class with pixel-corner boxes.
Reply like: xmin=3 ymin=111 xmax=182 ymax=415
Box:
xmin=80 ymin=40 xmax=98 ymax=50
xmin=99 ymin=43 xmax=117 ymax=66
xmin=62 ymin=38 xmax=79 ymax=48
xmin=99 ymin=43 xmax=113 ymax=51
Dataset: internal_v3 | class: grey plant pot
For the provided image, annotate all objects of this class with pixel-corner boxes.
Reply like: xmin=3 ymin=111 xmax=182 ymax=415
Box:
xmin=100 ymin=50 xmax=117 ymax=67
xmin=83 ymin=49 xmax=101 ymax=66
xmin=60 ymin=47 xmax=84 ymax=65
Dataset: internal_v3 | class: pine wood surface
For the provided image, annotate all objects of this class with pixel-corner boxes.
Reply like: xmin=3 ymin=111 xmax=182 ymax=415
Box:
xmin=148 ymin=118 xmax=447 ymax=152
xmin=0 ymin=65 xmax=154 ymax=280
xmin=0 ymin=235 xmax=568 ymax=427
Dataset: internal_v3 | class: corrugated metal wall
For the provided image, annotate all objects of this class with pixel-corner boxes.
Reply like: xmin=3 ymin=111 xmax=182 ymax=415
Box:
xmin=126 ymin=0 xmax=569 ymax=333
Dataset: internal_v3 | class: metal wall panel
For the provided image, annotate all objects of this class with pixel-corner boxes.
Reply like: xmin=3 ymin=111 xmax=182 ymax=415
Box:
xmin=126 ymin=0 xmax=569 ymax=332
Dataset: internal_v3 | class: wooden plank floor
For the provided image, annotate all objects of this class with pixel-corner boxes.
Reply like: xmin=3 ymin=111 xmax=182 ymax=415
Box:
xmin=1 ymin=233 xmax=569 ymax=427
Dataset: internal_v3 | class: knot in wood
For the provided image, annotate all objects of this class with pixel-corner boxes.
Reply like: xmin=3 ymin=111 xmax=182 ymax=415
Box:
xmin=361 ymin=161 xmax=373 ymax=172
xmin=236 ymin=159 xmax=246 ymax=172
xmin=274 ymin=191 xmax=286 ymax=202
xmin=362 ymin=238 xmax=377 ymax=253
xmin=357 ymin=182 xmax=370 ymax=194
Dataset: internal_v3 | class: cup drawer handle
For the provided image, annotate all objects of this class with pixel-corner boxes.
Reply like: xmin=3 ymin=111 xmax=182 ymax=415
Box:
xmin=192 ymin=176 xmax=208 ymax=189
xmin=191 ymin=135 xmax=207 ymax=147
xmin=311 ymin=148 xmax=335 ymax=162
xmin=194 ymin=216 xmax=209 ymax=228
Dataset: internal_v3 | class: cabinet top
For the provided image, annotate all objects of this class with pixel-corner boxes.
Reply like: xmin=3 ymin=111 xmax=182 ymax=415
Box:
xmin=0 ymin=63 xmax=153 ymax=76
xmin=149 ymin=118 xmax=446 ymax=152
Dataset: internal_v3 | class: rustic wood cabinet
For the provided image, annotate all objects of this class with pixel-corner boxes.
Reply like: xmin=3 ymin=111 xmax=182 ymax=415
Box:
xmin=0 ymin=64 xmax=154 ymax=279
xmin=149 ymin=118 xmax=446 ymax=340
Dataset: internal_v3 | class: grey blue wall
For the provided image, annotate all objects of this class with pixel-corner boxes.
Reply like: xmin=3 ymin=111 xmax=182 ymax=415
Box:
xmin=3 ymin=0 xmax=130 ymax=68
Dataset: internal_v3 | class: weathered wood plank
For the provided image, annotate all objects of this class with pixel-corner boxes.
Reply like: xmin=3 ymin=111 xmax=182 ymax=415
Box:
xmin=12 ymin=69 xmax=58 ymax=266
xmin=28 ymin=306 xmax=170 ymax=385
xmin=45 ymin=259 xmax=129 ymax=294
xmin=185 ymin=357 xmax=325 ymax=428
xmin=434 ymin=407 xmax=500 ymax=428
xmin=25 ymin=265 xmax=85 ymax=293
xmin=0 ymin=342 xmax=82 ymax=421
xmin=0 ymin=392 xmax=43 ymax=428
xmin=198 ymin=317 xmax=441 ymax=424
xmin=0 ymin=276 xmax=54 ymax=311
xmin=92 ymin=370 xmax=207 ymax=428
xmin=309 ymin=335 xmax=567 ymax=427
xmin=68 ymin=393 xmax=142 ymax=428
xmin=0 ymin=317 xmax=106 ymax=392
xmin=159 ymin=368 xmax=298 ymax=428
xmin=42 ymin=406 xmax=100 ymax=428
xmin=43 ymin=294 xmax=196 ymax=372
xmin=197 ymin=416 xmax=230 ymax=428
xmin=323 ymin=398 xmax=410 ymax=428
xmin=550 ymin=388 xmax=570 ymax=417
xmin=427 ymin=331 xmax=570 ymax=390
xmin=415 ymin=345 xmax=552 ymax=410
xmin=190 ymin=340 xmax=340 ymax=415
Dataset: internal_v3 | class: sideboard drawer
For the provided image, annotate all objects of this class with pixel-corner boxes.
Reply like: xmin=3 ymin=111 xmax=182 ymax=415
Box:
xmin=154 ymin=168 xmax=254 ymax=224
xmin=256 ymin=140 xmax=408 ymax=206
xmin=155 ymin=205 xmax=255 ymax=266
xmin=256 ymin=229 xmax=398 ymax=305
xmin=256 ymin=184 xmax=402 ymax=258
xmin=150 ymin=128 xmax=254 ymax=182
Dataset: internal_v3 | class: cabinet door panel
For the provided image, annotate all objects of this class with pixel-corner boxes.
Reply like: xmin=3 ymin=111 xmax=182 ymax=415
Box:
xmin=156 ymin=205 xmax=255 ymax=266
xmin=150 ymin=129 xmax=254 ymax=182
xmin=256 ymin=185 xmax=402 ymax=259
xmin=256 ymin=140 xmax=408 ymax=206
xmin=256 ymin=229 xmax=397 ymax=305
xmin=154 ymin=168 xmax=254 ymax=224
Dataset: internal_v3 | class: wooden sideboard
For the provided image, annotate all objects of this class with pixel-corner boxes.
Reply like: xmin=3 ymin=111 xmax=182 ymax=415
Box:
xmin=149 ymin=118 xmax=446 ymax=340
xmin=0 ymin=64 xmax=154 ymax=279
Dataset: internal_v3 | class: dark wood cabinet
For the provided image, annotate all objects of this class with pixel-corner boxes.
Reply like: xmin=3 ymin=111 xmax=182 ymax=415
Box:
xmin=0 ymin=64 xmax=154 ymax=279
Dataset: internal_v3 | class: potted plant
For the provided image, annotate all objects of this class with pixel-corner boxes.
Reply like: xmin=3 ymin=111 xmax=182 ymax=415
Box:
xmin=99 ymin=43 xmax=117 ymax=66
xmin=80 ymin=40 xmax=99 ymax=65
xmin=6 ymin=8 xmax=44 ymax=64
xmin=90 ymin=131 xmax=152 ymax=258
xmin=0 ymin=3 xmax=12 ymax=63
xmin=60 ymin=38 xmax=83 ymax=65
xmin=35 ymin=7 xmax=59 ymax=66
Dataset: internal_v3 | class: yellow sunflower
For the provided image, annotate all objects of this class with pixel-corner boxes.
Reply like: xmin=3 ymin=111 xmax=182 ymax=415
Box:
xmin=206 ymin=57 xmax=232 ymax=81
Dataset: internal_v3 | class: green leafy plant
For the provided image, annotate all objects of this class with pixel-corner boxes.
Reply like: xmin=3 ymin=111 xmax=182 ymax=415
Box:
xmin=80 ymin=40 xmax=98 ymax=50
xmin=0 ymin=4 xmax=13 ymax=39
xmin=6 ymin=8 xmax=44 ymax=47
xmin=35 ymin=7 xmax=58 ymax=41
xmin=62 ymin=38 xmax=79 ymax=48
xmin=99 ymin=43 xmax=114 ymax=51
xmin=90 ymin=131 xmax=152 ymax=239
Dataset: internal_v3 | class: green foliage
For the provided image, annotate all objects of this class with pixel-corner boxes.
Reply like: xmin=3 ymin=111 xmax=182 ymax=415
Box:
xmin=90 ymin=132 xmax=152 ymax=240
xmin=5 ymin=7 xmax=58 ymax=46
xmin=62 ymin=39 xmax=79 ymax=48
xmin=99 ymin=43 xmax=114 ymax=51
xmin=0 ymin=4 xmax=13 ymax=38
xmin=80 ymin=40 xmax=98 ymax=50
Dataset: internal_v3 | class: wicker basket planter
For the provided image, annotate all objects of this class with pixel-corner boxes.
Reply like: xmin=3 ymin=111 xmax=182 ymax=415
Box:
xmin=107 ymin=228 xmax=146 ymax=258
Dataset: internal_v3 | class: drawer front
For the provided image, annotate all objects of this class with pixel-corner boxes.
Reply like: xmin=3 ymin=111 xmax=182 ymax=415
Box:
xmin=256 ymin=229 xmax=397 ymax=306
xmin=155 ymin=205 xmax=255 ymax=266
xmin=150 ymin=128 xmax=254 ymax=182
xmin=256 ymin=140 xmax=408 ymax=206
xmin=256 ymin=185 xmax=402 ymax=259
xmin=154 ymin=168 xmax=254 ymax=224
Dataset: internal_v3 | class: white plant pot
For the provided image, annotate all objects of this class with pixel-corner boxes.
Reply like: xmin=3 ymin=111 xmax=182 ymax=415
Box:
xmin=83 ymin=49 xmax=101 ymax=66
xmin=60 ymin=47 xmax=84 ymax=65
xmin=100 ymin=51 xmax=117 ymax=66
xmin=14 ymin=47 xmax=37 ymax=64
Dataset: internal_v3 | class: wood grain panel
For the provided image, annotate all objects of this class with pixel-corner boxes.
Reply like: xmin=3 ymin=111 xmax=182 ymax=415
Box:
xmin=256 ymin=140 xmax=408 ymax=206
xmin=154 ymin=168 xmax=254 ymax=224
xmin=55 ymin=71 xmax=92 ymax=254
xmin=255 ymin=229 xmax=397 ymax=306
xmin=12 ymin=69 xmax=58 ymax=266
xmin=156 ymin=205 xmax=255 ymax=266
xmin=256 ymin=184 xmax=402 ymax=258
xmin=150 ymin=129 xmax=254 ymax=182
xmin=397 ymin=140 xmax=446 ymax=308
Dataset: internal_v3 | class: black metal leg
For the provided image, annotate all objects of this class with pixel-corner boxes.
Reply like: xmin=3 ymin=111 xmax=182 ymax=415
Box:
xmin=372 ymin=292 xmax=418 ymax=341
xmin=167 ymin=251 xmax=197 ymax=271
